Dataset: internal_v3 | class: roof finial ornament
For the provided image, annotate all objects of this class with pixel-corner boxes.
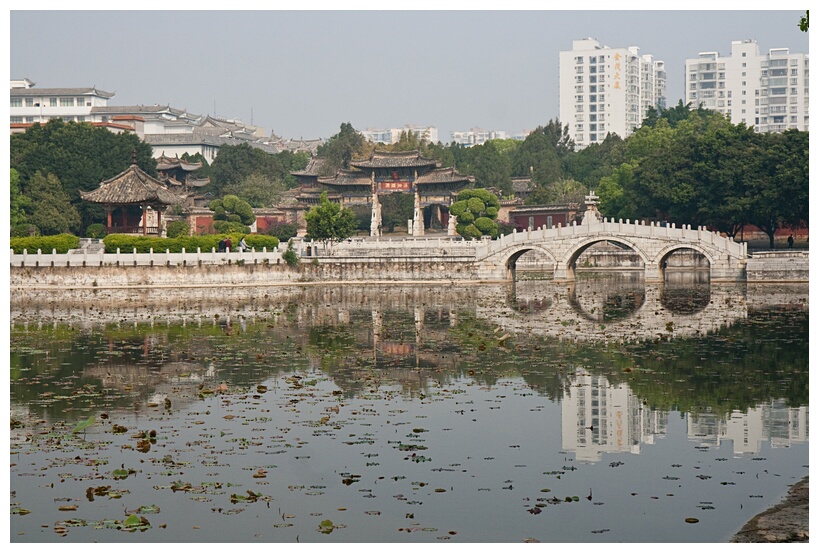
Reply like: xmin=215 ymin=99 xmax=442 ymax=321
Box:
xmin=131 ymin=148 xmax=137 ymax=166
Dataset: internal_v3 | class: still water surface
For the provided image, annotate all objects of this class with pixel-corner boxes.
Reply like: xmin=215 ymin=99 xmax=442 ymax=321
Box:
xmin=9 ymin=276 xmax=809 ymax=542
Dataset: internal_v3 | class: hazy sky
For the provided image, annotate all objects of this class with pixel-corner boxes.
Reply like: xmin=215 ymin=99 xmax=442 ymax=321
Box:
xmin=8 ymin=6 xmax=810 ymax=142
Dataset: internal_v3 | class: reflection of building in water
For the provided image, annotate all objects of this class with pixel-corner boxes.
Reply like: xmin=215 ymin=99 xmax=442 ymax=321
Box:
xmin=687 ymin=401 xmax=809 ymax=455
xmin=561 ymin=367 xmax=667 ymax=462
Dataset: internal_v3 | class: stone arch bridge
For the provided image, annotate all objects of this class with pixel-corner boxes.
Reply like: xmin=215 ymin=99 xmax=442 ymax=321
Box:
xmin=473 ymin=218 xmax=748 ymax=282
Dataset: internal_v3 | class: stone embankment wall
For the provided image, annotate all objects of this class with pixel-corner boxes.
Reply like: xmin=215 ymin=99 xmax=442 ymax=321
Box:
xmin=9 ymin=260 xmax=489 ymax=289
xmin=745 ymin=251 xmax=809 ymax=282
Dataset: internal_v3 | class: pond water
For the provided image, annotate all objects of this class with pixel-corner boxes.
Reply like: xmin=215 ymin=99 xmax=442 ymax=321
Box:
xmin=9 ymin=276 xmax=809 ymax=543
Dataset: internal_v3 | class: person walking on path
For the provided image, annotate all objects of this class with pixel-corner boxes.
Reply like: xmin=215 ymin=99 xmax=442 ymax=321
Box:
xmin=224 ymin=237 xmax=232 ymax=252
xmin=788 ymin=235 xmax=794 ymax=248
xmin=239 ymin=236 xmax=248 ymax=252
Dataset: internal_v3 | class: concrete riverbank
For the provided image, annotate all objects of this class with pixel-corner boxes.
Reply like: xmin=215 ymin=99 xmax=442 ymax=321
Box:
xmin=731 ymin=476 xmax=809 ymax=543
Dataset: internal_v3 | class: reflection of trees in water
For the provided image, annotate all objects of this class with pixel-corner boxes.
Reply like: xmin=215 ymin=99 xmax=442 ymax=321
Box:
xmin=10 ymin=284 xmax=808 ymax=423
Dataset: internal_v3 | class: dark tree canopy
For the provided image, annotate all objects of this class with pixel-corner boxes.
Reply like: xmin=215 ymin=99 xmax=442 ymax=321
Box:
xmin=10 ymin=119 xmax=155 ymax=229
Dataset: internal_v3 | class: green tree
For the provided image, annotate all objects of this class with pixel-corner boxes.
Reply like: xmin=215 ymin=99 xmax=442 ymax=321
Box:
xmin=223 ymin=172 xmax=287 ymax=208
xmin=209 ymin=194 xmax=255 ymax=228
xmin=304 ymin=191 xmax=359 ymax=249
xmin=209 ymin=143 xmax=304 ymax=197
xmin=10 ymin=119 xmax=154 ymax=229
xmin=747 ymin=130 xmax=809 ymax=248
xmin=10 ymin=168 xmax=29 ymax=228
xmin=24 ymin=171 xmax=82 ymax=236
xmin=798 ymin=10 xmax=808 ymax=31
xmin=379 ymin=193 xmax=414 ymax=233
xmin=469 ymin=140 xmax=513 ymax=194
xmin=316 ymin=122 xmax=368 ymax=175
xmin=449 ymin=188 xmax=500 ymax=239
xmin=524 ymin=178 xmax=587 ymax=206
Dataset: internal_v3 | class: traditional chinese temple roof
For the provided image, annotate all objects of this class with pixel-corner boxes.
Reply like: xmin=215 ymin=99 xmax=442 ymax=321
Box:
xmin=317 ymin=169 xmax=372 ymax=187
xmin=414 ymin=167 xmax=475 ymax=185
xmin=155 ymin=153 xmax=204 ymax=173
xmin=349 ymin=150 xmax=439 ymax=170
xmin=291 ymin=157 xmax=331 ymax=177
xmin=80 ymin=164 xmax=184 ymax=206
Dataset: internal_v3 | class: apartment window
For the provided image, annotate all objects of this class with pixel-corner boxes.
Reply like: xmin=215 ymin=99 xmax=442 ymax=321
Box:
xmin=598 ymin=104 xmax=605 ymax=112
xmin=10 ymin=98 xmax=22 ymax=107
xmin=599 ymin=94 xmax=605 ymax=102
xmin=77 ymin=97 xmax=87 ymax=106
xmin=598 ymin=75 xmax=605 ymax=82
xmin=790 ymin=78 xmax=798 ymax=85
xmin=590 ymin=133 xmax=597 ymax=141
xmin=742 ymin=72 xmax=746 ymax=77
xmin=575 ymin=85 xmax=584 ymax=93
xmin=10 ymin=116 xmax=22 ymax=123
xmin=791 ymin=68 xmax=798 ymax=75
xmin=589 ymin=104 xmax=597 ymax=112
xmin=742 ymin=53 xmax=746 ymax=57
xmin=689 ymin=73 xmax=697 ymax=81
xmin=25 ymin=116 xmax=35 ymax=123
xmin=50 ymin=98 xmax=57 ymax=107
xmin=589 ymin=56 xmax=597 ymax=64
xmin=690 ymin=83 xmax=697 ymax=90
xmin=790 ymin=116 xmax=798 ymax=123
xmin=575 ymin=76 xmax=584 ymax=83
xmin=59 ymin=98 xmax=74 ymax=107
xmin=576 ymin=95 xmax=584 ymax=103
xmin=25 ymin=98 xmax=34 ymax=107
xmin=576 ymin=134 xmax=584 ymax=142
xmin=589 ymin=114 xmax=597 ymax=122
xmin=590 ymin=124 xmax=597 ymax=131
xmin=598 ymin=114 xmax=605 ymax=121
xmin=575 ymin=124 xmax=584 ymax=131
xmin=589 ymin=95 xmax=597 ymax=102
xmin=575 ymin=56 xmax=583 ymax=64
xmin=791 ymin=88 xmax=798 ymax=95
xmin=575 ymin=105 xmax=584 ymax=112
xmin=742 ymin=62 xmax=746 ymax=67
xmin=589 ymin=66 xmax=597 ymax=74
xmin=77 ymin=116 xmax=85 ymax=122
xmin=599 ymin=123 xmax=605 ymax=130
xmin=576 ymin=66 xmax=584 ymax=74
xmin=589 ymin=85 xmax=597 ymax=93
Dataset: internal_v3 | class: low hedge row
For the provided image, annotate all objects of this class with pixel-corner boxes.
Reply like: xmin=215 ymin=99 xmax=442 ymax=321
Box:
xmin=10 ymin=234 xmax=80 ymax=254
xmin=102 ymin=233 xmax=279 ymax=253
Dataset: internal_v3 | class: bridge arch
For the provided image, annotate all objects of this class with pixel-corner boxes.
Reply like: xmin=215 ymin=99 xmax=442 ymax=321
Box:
xmin=502 ymin=245 xmax=558 ymax=280
xmin=558 ymin=236 xmax=650 ymax=281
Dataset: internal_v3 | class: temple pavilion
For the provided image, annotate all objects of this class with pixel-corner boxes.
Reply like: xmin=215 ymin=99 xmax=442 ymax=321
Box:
xmin=154 ymin=153 xmax=210 ymax=191
xmin=80 ymin=163 xmax=184 ymax=235
xmin=293 ymin=150 xmax=474 ymax=236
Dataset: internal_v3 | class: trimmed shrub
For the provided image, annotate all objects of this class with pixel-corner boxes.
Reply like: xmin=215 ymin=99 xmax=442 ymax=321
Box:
xmin=166 ymin=220 xmax=191 ymax=239
xmin=11 ymin=233 xmax=80 ymax=254
xmin=282 ymin=239 xmax=299 ymax=266
xmin=213 ymin=220 xmax=251 ymax=235
xmin=244 ymin=234 xmax=279 ymax=251
xmin=85 ymin=223 xmax=107 ymax=239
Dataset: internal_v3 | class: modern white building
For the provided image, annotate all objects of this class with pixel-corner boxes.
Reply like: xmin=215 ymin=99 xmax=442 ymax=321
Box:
xmin=10 ymin=79 xmax=324 ymax=163
xmin=360 ymin=124 xmax=439 ymax=145
xmin=449 ymin=127 xmax=508 ymax=147
xmin=684 ymin=40 xmax=809 ymax=133
xmin=10 ymin=78 xmax=115 ymax=125
xmin=559 ymin=38 xmax=667 ymax=149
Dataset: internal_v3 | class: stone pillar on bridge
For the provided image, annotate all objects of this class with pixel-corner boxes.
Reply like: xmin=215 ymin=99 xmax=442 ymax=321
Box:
xmin=413 ymin=188 xmax=425 ymax=237
xmin=581 ymin=190 xmax=601 ymax=225
xmin=447 ymin=214 xmax=457 ymax=236
xmin=370 ymin=192 xmax=382 ymax=236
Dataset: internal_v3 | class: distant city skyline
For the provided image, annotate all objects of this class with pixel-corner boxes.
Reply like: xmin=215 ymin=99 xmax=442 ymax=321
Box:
xmin=8 ymin=8 xmax=809 ymax=142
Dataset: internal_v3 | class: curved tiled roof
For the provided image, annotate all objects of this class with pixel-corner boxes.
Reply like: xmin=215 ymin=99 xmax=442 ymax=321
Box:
xmin=80 ymin=164 xmax=184 ymax=205
xmin=291 ymin=157 xmax=330 ymax=177
xmin=414 ymin=167 xmax=475 ymax=185
xmin=350 ymin=150 xmax=438 ymax=169
xmin=155 ymin=153 xmax=203 ymax=172
xmin=317 ymin=169 xmax=372 ymax=186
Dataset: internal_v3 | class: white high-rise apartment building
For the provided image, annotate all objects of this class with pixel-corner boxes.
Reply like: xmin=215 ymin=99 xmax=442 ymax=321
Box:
xmin=360 ymin=125 xmax=439 ymax=145
xmin=559 ymin=38 xmax=666 ymax=149
xmin=685 ymin=40 xmax=809 ymax=133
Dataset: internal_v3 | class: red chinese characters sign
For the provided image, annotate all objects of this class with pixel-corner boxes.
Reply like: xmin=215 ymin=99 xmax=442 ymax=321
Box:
xmin=378 ymin=181 xmax=412 ymax=192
